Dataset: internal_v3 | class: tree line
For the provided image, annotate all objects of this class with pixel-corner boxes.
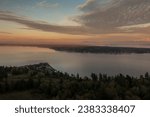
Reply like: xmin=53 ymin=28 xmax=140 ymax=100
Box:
xmin=0 ymin=64 xmax=150 ymax=99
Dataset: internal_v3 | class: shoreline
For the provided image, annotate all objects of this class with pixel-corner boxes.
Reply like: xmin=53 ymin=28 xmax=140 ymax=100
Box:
xmin=0 ymin=44 xmax=150 ymax=54
xmin=0 ymin=62 xmax=150 ymax=99
xmin=0 ymin=62 xmax=149 ymax=79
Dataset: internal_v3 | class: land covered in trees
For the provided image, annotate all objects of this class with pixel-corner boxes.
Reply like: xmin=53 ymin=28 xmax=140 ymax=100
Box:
xmin=0 ymin=63 xmax=150 ymax=100
xmin=49 ymin=45 xmax=150 ymax=54
xmin=1 ymin=44 xmax=150 ymax=54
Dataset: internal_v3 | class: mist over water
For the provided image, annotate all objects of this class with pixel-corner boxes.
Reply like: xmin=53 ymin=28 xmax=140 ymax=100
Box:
xmin=0 ymin=46 xmax=150 ymax=77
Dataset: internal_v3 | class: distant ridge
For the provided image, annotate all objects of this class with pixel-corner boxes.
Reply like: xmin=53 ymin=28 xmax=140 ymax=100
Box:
xmin=0 ymin=44 xmax=150 ymax=54
xmin=50 ymin=46 xmax=150 ymax=54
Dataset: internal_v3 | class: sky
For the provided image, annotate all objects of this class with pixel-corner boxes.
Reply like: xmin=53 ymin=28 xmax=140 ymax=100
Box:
xmin=0 ymin=0 xmax=150 ymax=47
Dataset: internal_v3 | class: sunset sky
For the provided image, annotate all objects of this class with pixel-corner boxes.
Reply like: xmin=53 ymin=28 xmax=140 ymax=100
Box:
xmin=0 ymin=0 xmax=150 ymax=47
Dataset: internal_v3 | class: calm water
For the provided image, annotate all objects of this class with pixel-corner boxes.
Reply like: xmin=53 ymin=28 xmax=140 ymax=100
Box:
xmin=0 ymin=46 xmax=150 ymax=77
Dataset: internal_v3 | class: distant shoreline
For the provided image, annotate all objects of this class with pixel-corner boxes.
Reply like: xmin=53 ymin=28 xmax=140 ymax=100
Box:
xmin=0 ymin=44 xmax=150 ymax=54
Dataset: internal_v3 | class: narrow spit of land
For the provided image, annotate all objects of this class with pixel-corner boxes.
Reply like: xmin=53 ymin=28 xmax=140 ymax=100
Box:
xmin=49 ymin=45 xmax=150 ymax=54
xmin=1 ymin=44 xmax=150 ymax=54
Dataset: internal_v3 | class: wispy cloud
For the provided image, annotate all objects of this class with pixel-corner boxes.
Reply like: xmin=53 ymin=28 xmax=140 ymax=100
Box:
xmin=36 ymin=1 xmax=59 ymax=9
xmin=0 ymin=0 xmax=149 ymax=35
xmin=0 ymin=31 xmax=12 ymax=34
xmin=118 ymin=23 xmax=150 ymax=33
xmin=74 ymin=0 xmax=150 ymax=33
xmin=0 ymin=11 xmax=90 ymax=35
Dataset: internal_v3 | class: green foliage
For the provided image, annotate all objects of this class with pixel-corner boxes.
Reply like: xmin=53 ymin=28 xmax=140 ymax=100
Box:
xmin=0 ymin=63 xmax=150 ymax=100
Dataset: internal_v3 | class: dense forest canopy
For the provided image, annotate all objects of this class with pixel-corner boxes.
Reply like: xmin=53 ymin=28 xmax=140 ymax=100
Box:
xmin=0 ymin=63 xmax=150 ymax=100
xmin=49 ymin=46 xmax=150 ymax=54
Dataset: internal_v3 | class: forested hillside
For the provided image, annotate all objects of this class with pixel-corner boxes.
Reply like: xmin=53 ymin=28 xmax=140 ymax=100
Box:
xmin=0 ymin=63 xmax=150 ymax=100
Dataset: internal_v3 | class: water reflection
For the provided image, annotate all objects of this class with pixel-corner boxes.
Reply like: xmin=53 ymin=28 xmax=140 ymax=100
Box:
xmin=0 ymin=46 xmax=150 ymax=76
